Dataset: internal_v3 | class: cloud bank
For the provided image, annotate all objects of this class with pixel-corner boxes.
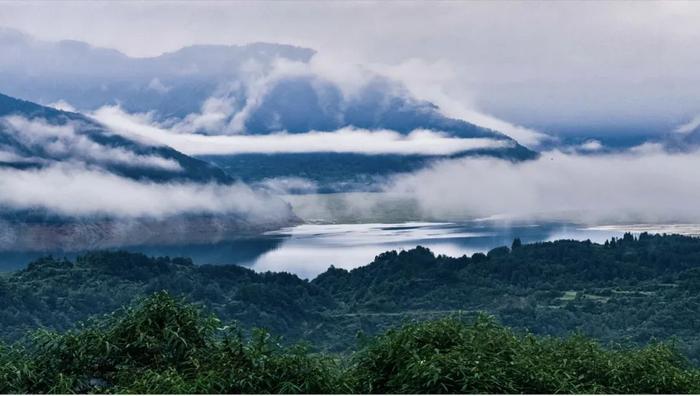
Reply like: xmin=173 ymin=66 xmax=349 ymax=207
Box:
xmin=1 ymin=116 xmax=183 ymax=171
xmin=93 ymin=105 xmax=513 ymax=156
xmin=384 ymin=147 xmax=700 ymax=225
xmin=0 ymin=115 xmax=293 ymax=224
xmin=0 ymin=163 xmax=289 ymax=220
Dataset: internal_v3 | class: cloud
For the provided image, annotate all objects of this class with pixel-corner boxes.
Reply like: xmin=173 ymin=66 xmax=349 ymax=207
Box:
xmin=383 ymin=146 xmax=700 ymax=225
xmin=255 ymin=177 xmax=318 ymax=195
xmin=170 ymin=96 xmax=238 ymax=134
xmin=0 ymin=149 xmax=32 ymax=163
xmin=2 ymin=116 xmax=183 ymax=171
xmin=146 ymin=77 xmax=171 ymax=94
xmin=47 ymin=99 xmax=76 ymax=112
xmin=576 ymin=140 xmax=604 ymax=152
xmin=92 ymin=105 xmax=513 ymax=156
xmin=367 ymin=58 xmax=553 ymax=148
xmin=0 ymin=163 xmax=290 ymax=220
xmin=675 ymin=114 xmax=700 ymax=134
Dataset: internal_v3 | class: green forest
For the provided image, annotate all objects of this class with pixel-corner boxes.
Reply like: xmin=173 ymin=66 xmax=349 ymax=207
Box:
xmin=1 ymin=292 xmax=698 ymax=393
xmin=2 ymin=232 xmax=700 ymax=392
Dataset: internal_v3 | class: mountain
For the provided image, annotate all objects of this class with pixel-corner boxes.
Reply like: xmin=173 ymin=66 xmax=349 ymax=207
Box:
xmin=0 ymin=92 xmax=299 ymax=251
xmin=0 ymin=29 xmax=537 ymax=192
xmin=0 ymin=28 xmax=314 ymax=119
xmin=202 ymin=147 xmax=536 ymax=194
xmin=0 ymin=28 xmax=535 ymax=143
xmin=0 ymin=92 xmax=230 ymax=183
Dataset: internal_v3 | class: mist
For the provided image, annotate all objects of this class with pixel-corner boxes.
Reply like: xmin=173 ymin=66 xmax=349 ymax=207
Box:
xmin=0 ymin=163 xmax=291 ymax=220
xmin=1 ymin=115 xmax=183 ymax=171
xmin=384 ymin=147 xmax=700 ymax=225
xmin=93 ymin=106 xmax=511 ymax=156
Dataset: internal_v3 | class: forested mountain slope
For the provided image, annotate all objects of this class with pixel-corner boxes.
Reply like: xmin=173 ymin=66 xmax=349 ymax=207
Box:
xmin=2 ymin=233 xmax=700 ymax=361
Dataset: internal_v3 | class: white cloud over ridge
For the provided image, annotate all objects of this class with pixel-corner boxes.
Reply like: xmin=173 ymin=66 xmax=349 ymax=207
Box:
xmin=93 ymin=105 xmax=513 ymax=156
xmin=131 ymin=54 xmax=552 ymax=148
xmin=0 ymin=163 xmax=289 ymax=220
xmin=367 ymin=58 xmax=552 ymax=148
xmin=2 ymin=116 xmax=183 ymax=171
xmin=675 ymin=114 xmax=700 ymax=135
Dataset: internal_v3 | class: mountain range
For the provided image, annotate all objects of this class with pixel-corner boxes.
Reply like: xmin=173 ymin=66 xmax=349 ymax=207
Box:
xmin=0 ymin=28 xmax=538 ymax=193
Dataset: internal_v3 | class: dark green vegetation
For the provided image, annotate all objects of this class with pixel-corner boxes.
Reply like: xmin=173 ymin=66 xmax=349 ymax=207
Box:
xmin=2 ymin=232 xmax=700 ymax=365
xmin=1 ymin=292 xmax=698 ymax=394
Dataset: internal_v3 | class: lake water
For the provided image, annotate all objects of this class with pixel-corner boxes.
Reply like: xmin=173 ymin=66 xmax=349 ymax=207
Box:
xmin=0 ymin=221 xmax=632 ymax=279
xmin=247 ymin=222 xmax=626 ymax=278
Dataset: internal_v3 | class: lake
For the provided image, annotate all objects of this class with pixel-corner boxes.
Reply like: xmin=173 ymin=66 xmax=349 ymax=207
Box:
xmin=0 ymin=221 xmax=637 ymax=278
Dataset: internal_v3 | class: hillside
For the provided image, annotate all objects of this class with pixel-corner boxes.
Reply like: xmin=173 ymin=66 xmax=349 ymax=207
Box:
xmin=0 ymin=92 xmax=229 ymax=183
xmin=2 ymin=233 xmax=700 ymax=362
xmin=0 ymin=92 xmax=299 ymax=251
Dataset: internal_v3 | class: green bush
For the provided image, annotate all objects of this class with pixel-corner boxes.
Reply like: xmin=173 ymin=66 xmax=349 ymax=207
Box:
xmin=347 ymin=315 xmax=700 ymax=394
xmin=0 ymin=292 xmax=343 ymax=394
xmin=0 ymin=292 xmax=698 ymax=394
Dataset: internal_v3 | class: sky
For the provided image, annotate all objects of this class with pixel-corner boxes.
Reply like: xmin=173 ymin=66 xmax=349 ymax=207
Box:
xmin=1 ymin=1 xmax=700 ymax=137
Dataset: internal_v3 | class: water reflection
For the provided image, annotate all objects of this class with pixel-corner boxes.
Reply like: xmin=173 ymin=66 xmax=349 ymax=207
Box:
xmin=0 ymin=221 xmax=640 ymax=278
xmin=250 ymin=222 xmax=626 ymax=279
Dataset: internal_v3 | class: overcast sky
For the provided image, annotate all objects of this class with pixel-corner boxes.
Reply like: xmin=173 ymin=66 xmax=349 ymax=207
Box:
xmin=1 ymin=1 xmax=699 ymax=137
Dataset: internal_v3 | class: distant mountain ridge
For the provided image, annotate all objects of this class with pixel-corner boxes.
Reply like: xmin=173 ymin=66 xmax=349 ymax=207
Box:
xmin=0 ymin=28 xmax=533 ymax=149
xmin=0 ymin=28 xmax=315 ymax=120
xmin=0 ymin=29 xmax=540 ymax=195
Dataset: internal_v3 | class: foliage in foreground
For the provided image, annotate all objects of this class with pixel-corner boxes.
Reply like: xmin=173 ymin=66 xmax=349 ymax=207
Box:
xmin=0 ymin=292 xmax=342 ymax=394
xmin=351 ymin=316 xmax=699 ymax=394
xmin=0 ymin=292 xmax=698 ymax=394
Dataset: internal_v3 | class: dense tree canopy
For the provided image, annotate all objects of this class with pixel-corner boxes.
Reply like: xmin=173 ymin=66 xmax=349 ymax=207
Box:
xmin=1 ymin=292 xmax=697 ymax=394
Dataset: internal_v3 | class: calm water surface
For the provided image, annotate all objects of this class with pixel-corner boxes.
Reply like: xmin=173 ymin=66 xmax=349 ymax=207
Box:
xmin=249 ymin=222 xmax=626 ymax=278
xmin=0 ymin=221 xmax=630 ymax=278
xmin=13 ymin=222 xmax=700 ymax=279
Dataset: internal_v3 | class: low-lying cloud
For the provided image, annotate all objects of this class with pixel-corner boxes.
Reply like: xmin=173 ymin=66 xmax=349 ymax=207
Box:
xmin=87 ymin=53 xmax=551 ymax=148
xmin=384 ymin=147 xmax=700 ymax=225
xmin=675 ymin=114 xmax=700 ymax=135
xmin=0 ymin=163 xmax=290 ymax=220
xmin=1 ymin=116 xmax=183 ymax=171
xmin=93 ymin=106 xmax=513 ymax=156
